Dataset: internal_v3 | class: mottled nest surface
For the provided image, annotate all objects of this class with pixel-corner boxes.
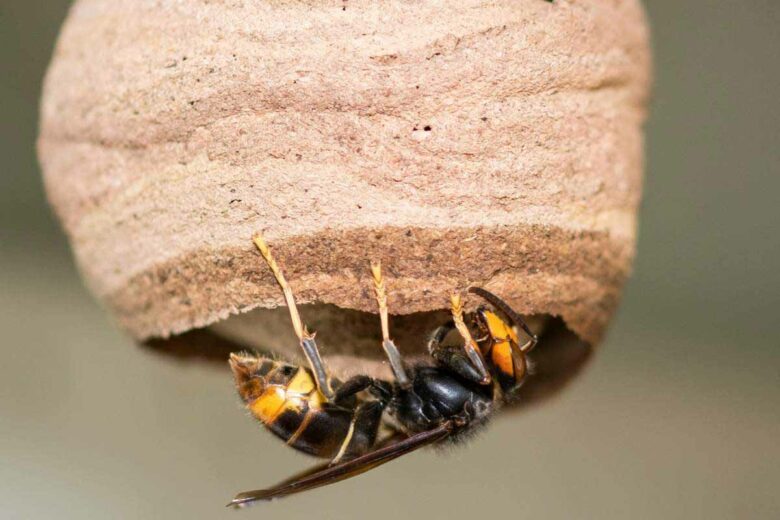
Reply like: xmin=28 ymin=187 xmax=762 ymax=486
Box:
xmin=39 ymin=0 xmax=651 ymax=407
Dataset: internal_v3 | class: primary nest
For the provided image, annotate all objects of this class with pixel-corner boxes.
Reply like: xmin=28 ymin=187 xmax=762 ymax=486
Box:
xmin=38 ymin=0 xmax=651 ymax=405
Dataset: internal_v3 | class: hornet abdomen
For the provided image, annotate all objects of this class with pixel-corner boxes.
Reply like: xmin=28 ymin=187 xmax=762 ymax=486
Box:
xmin=230 ymin=354 xmax=354 ymax=458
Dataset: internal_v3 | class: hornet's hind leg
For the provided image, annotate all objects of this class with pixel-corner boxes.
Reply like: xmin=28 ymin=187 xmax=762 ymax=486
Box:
xmin=253 ymin=234 xmax=335 ymax=400
xmin=328 ymin=399 xmax=387 ymax=466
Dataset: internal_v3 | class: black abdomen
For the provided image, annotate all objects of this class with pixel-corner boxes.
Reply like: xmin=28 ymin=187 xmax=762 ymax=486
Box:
xmin=269 ymin=404 xmax=353 ymax=458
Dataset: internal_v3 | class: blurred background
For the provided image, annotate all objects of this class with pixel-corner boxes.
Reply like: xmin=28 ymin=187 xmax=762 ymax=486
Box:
xmin=1 ymin=1 xmax=778 ymax=518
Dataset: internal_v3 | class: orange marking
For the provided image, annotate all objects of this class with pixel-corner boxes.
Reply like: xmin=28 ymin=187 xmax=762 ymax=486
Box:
xmin=491 ymin=342 xmax=515 ymax=376
xmin=482 ymin=311 xmax=519 ymax=345
xmin=248 ymin=367 xmax=327 ymax=430
xmin=249 ymin=386 xmax=287 ymax=424
xmin=482 ymin=310 xmax=519 ymax=376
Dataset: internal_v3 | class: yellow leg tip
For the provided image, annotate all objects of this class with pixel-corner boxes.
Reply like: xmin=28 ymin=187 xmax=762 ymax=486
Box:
xmin=370 ymin=261 xmax=382 ymax=284
xmin=450 ymin=293 xmax=463 ymax=314
xmin=252 ymin=234 xmax=271 ymax=257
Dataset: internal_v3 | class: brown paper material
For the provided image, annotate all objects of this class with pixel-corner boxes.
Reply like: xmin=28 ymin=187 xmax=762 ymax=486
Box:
xmin=38 ymin=0 xmax=651 ymax=377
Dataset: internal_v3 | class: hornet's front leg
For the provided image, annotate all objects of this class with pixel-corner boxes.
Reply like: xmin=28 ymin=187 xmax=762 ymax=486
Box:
xmin=426 ymin=294 xmax=491 ymax=385
xmin=469 ymin=287 xmax=538 ymax=353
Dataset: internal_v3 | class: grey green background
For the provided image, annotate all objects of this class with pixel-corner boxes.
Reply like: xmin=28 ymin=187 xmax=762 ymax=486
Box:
xmin=2 ymin=1 xmax=778 ymax=518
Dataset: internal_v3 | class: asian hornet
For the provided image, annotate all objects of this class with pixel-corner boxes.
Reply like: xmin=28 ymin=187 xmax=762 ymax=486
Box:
xmin=228 ymin=235 xmax=539 ymax=506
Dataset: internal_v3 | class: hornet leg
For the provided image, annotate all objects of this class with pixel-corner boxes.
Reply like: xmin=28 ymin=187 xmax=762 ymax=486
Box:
xmin=425 ymin=297 xmax=490 ymax=385
xmin=334 ymin=375 xmax=394 ymax=406
xmin=449 ymin=293 xmax=491 ymax=384
xmin=329 ymin=400 xmax=388 ymax=465
xmin=369 ymin=261 xmax=411 ymax=387
xmin=469 ymin=287 xmax=538 ymax=353
xmin=253 ymin=234 xmax=335 ymax=400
